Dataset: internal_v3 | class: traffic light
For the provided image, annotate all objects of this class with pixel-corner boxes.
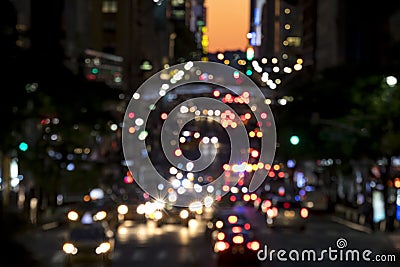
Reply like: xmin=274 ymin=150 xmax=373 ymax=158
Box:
xmin=245 ymin=63 xmax=253 ymax=76
xmin=290 ymin=135 xmax=299 ymax=145
xmin=18 ymin=142 xmax=28 ymax=152
xmin=246 ymin=46 xmax=255 ymax=61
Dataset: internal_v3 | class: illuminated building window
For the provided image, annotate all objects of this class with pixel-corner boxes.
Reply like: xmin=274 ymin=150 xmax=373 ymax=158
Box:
xmin=102 ymin=0 xmax=118 ymax=13
xmin=171 ymin=0 xmax=185 ymax=7
xmin=172 ymin=10 xmax=185 ymax=19
xmin=285 ymin=37 xmax=301 ymax=47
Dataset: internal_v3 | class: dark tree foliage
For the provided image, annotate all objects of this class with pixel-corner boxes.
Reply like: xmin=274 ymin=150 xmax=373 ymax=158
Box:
xmin=278 ymin=63 xmax=400 ymax=161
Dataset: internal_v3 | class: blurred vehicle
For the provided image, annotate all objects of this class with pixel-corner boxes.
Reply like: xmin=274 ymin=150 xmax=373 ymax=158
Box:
xmin=65 ymin=190 xmax=119 ymax=229
xmin=212 ymin=218 xmax=261 ymax=266
xmin=188 ymin=200 xmax=215 ymax=221
xmin=62 ymin=222 xmax=115 ymax=266
xmin=264 ymin=197 xmax=309 ymax=230
xmin=201 ymin=205 xmax=215 ymax=221
xmin=116 ymin=199 xmax=147 ymax=224
xmin=66 ymin=200 xmax=118 ymax=229
xmin=155 ymin=205 xmax=195 ymax=227
xmin=141 ymin=200 xmax=195 ymax=227
xmin=206 ymin=206 xmax=253 ymax=244
xmin=303 ymin=185 xmax=331 ymax=212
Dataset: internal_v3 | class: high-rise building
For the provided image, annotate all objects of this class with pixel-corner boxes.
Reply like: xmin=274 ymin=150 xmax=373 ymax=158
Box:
xmin=10 ymin=0 xmax=204 ymax=90
xmin=253 ymin=0 xmax=400 ymax=84
xmin=302 ymin=0 xmax=400 ymax=72
xmin=252 ymin=0 xmax=303 ymax=66
xmin=62 ymin=0 xmax=171 ymax=91
xmin=246 ymin=0 xmax=303 ymax=91
xmin=167 ymin=0 xmax=207 ymax=62
xmin=188 ymin=0 xmax=208 ymax=60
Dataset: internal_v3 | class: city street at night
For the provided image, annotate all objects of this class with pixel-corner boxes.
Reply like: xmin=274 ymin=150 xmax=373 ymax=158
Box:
xmin=13 ymin=205 xmax=400 ymax=267
xmin=2 ymin=0 xmax=400 ymax=267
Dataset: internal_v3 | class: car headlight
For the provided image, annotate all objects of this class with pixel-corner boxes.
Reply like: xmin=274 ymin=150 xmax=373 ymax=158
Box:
xmin=136 ymin=204 xmax=146 ymax=215
xmin=154 ymin=210 xmax=163 ymax=220
xmin=63 ymin=243 xmax=78 ymax=254
xmin=96 ymin=242 xmax=111 ymax=254
xmin=153 ymin=199 xmax=166 ymax=210
xmin=188 ymin=201 xmax=202 ymax=212
xmin=117 ymin=204 xmax=129 ymax=215
xmin=93 ymin=211 xmax=107 ymax=221
xmin=180 ymin=209 xmax=189 ymax=219
xmin=67 ymin=211 xmax=79 ymax=221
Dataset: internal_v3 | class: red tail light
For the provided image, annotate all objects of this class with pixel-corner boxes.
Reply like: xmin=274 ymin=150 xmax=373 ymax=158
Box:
xmin=232 ymin=235 xmax=244 ymax=244
xmin=214 ymin=241 xmax=230 ymax=252
xmin=217 ymin=232 xmax=225 ymax=240
xmin=247 ymin=241 xmax=261 ymax=251
xmin=300 ymin=208 xmax=309 ymax=218
xmin=232 ymin=226 xmax=242 ymax=233
xmin=267 ymin=207 xmax=278 ymax=218
xmin=261 ymin=200 xmax=272 ymax=213
xmin=228 ymin=215 xmax=238 ymax=224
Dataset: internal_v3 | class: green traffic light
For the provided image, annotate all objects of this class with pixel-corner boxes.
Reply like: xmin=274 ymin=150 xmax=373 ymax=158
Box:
xmin=246 ymin=47 xmax=255 ymax=61
xmin=290 ymin=135 xmax=300 ymax=145
xmin=19 ymin=142 xmax=28 ymax=151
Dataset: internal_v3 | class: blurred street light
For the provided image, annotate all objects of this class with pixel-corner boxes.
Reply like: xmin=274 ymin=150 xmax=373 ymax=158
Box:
xmin=290 ymin=135 xmax=300 ymax=145
xmin=18 ymin=141 xmax=28 ymax=152
xmin=385 ymin=75 xmax=397 ymax=87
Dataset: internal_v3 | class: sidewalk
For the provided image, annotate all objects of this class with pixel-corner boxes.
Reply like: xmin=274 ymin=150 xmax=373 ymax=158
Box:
xmin=332 ymin=204 xmax=400 ymax=252
xmin=333 ymin=203 xmax=397 ymax=231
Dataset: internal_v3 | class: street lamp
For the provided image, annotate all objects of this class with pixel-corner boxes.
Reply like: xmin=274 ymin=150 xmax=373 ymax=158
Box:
xmin=385 ymin=76 xmax=397 ymax=87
